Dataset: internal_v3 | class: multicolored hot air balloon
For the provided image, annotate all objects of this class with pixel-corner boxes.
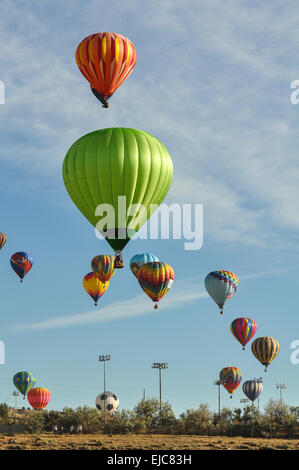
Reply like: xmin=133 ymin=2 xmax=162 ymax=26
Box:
xmin=27 ymin=387 xmax=50 ymax=410
xmin=251 ymin=336 xmax=280 ymax=372
xmin=75 ymin=32 xmax=137 ymax=108
xmin=205 ymin=270 xmax=239 ymax=314
xmin=13 ymin=371 xmax=36 ymax=399
xmin=0 ymin=233 xmax=6 ymax=249
xmin=242 ymin=380 xmax=263 ymax=404
xmin=230 ymin=318 xmax=257 ymax=350
xmin=137 ymin=261 xmax=174 ymax=309
xmin=91 ymin=255 xmax=115 ymax=282
xmin=62 ymin=128 xmax=173 ymax=266
xmin=83 ymin=272 xmax=109 ymax=306
xmin=220 ymin=367 xmax=242 ymax=398
xmin=10 ymin=252 xmax=33 ymax=282
xmin=130 ymin=253 xmax=159 ymax=278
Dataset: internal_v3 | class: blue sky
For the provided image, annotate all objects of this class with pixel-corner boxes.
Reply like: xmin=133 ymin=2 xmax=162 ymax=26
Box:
xmin=0 ymin=0 xmax=298 ymax=415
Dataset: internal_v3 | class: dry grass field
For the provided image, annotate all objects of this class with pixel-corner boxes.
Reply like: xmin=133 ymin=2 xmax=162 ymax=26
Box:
xmin=0 ymin=433 xmax=298 ymax=450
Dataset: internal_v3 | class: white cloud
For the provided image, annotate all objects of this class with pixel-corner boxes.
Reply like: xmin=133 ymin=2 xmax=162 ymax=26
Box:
xmin=5 ymin=279 xmax=208 ymax=333
xmin=0 ymin=1 xmax=299 ymax=250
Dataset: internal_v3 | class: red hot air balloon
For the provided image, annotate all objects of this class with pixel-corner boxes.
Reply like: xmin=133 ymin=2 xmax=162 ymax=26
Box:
xmin=230 ymin=317 xmax=257 ymax=350
xmin=27 ymin=387 xmax=50 ymax=409
xmin=219 ymin=367 xmax=242 ymax=398
xmin=10 ymin=252 xmax=33 ymax=282
xmin=75 ymin=32 xmax=137 ymax=108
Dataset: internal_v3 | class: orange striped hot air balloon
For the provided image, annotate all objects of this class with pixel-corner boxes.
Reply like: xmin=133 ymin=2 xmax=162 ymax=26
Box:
xmin=75 ymin=32 xmax=137 ymax=108
xmin=27 ymin=387 xmax=50 ymax=409
xmin=0 ymin=233 xmax=6 ymax=250
xmin=137 ymin=262 xmax=174 ymax=309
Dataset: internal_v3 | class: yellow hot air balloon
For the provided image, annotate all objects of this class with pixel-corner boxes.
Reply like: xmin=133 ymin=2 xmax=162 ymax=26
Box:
xmin=251 ymin=336 xmax=280 ymax=372
xmin=83 ymin=272 xmax=109 ymax=306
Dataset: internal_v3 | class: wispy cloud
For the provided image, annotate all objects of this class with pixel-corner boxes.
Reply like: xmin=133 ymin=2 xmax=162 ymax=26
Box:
xmin=1 ymin=0 xmax=299 ymax=250
xmin=5 ymin=279 xmax=208 ymax=334
xmin=6 ymin=264 xmax=298 ymax=334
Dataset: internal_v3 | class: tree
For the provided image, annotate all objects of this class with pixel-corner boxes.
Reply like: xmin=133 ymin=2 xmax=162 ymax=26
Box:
xmin=0 ymin=403 xmax=9 ymax=423
xmin=179 ymin=404 xmax=212 ymax=435
xmin=134 ymin=398 xmax=176 ymax=432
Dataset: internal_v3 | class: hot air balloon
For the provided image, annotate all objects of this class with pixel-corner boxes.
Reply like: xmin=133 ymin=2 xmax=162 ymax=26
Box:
xmin=13 ymin=371 xmax=36 ymax=399
xmin=27 ymin=387 xmax=50 ymax=409
xmin=96 ymin=391 xmax=119 ymax=414
xmin=242 ymin=380 xmax=263 ymax=404
xmin=205 ymin=270 xmax=239 ymax=314
xmin=130 ymin=253 xmax=159 ymax=278
xmin=75 ymin=32 xmax=137 ymax=108
xmin=230 ymin=318 xmax=257 ymax=350
xmin=219 ymin=367 xmax=242 ymax=398
xmin=137 ymin=261 xmax=174 ymax=309
xmin=91 ymin=255 xmax=115 ymax=282
xmin=83 ymin=272 xmax=109 ymax=306
xmin=10 ymin=252 xmax=33 ymax=282
xmin=62 ymin=128 xmax=173 ymax=267
xmin=0 ymin=233 xmax=6 ymax=249
xmin=251 ymin=336 xmax=280 ymax=372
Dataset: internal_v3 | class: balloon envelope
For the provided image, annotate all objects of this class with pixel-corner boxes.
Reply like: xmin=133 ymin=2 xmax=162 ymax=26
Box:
xmin=62 ymin=128 xmax=173 ymax=253
xmin=95 ymin=391 xmax=119 ymax=413
xmin=220 ymin=367 xmax=242 ymax=397
xmin=251 ymin=336 xmax=280 ymax=371
xmin=130 ymin=253 xmax=159 ymax=278
xmin=0 ymin=233 xmax=6 ymax=249
xmin=83 ymin=272 xmax=109 ymax=305
xmin=137 ymin=261 xmax=174 ymax=308
xmin=27 ymin=387 xmax=50 ymax=409
xmin=91 ymin=255 xmax=115 ymax=282
xmin=230 ymin=317 xmax=257 ymax=350
xmin=242 ymin=380 xmax=263 ymax=403
xmin=75 ymin=32 xmax=137 ymax=107
xmin=10 ymin=252 xmax=33 ymax=281
xmin=13 ymin=371 xmax=36 ymax=398
xmin=205 ymin=270 xmax=239 ymax=314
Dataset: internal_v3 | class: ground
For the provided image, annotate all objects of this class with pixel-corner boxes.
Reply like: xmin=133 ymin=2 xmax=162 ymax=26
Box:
xmin=0 ymin=433 xmax=298 ymax=450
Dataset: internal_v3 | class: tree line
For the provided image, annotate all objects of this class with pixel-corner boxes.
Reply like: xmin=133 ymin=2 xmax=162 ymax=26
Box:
xmin=0 ymin=398 xmax=298 ymax=438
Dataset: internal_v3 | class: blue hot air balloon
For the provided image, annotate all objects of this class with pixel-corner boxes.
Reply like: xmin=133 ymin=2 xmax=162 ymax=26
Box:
xmin=13 ymin=371 xmax=36 ymax=399
xmin=130 ymin=253 xmax=159 ymax=279
xmin=10 ymin=252 xmax=33 ymax=282
xmin=205 ymin=270 xmax=239 ymax=314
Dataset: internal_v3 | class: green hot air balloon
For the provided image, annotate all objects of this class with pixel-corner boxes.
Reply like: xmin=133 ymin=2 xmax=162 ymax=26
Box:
xmin=62 ymin=128 xmax=173 ymax=267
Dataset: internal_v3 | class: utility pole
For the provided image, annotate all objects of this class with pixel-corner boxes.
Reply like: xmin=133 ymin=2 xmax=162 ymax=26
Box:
xmin=99 ymin=354 xmax=111 ymax=426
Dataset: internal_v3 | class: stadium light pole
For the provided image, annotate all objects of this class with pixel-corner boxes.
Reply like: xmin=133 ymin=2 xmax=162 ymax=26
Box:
xmin=12 ymin=391 xmax=19 ymax=409
xmin=213 ymin=379 xmax=226 ymax=418
xmin=276 ymin=383 xmax=286 ymax=414
xmin=254 ymin=377 xmax=263 ymax=414
xmin=99 ymin=354 xmax=111 ymax=426
xmin=152 ymin=362 xmax=168 ymax=423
